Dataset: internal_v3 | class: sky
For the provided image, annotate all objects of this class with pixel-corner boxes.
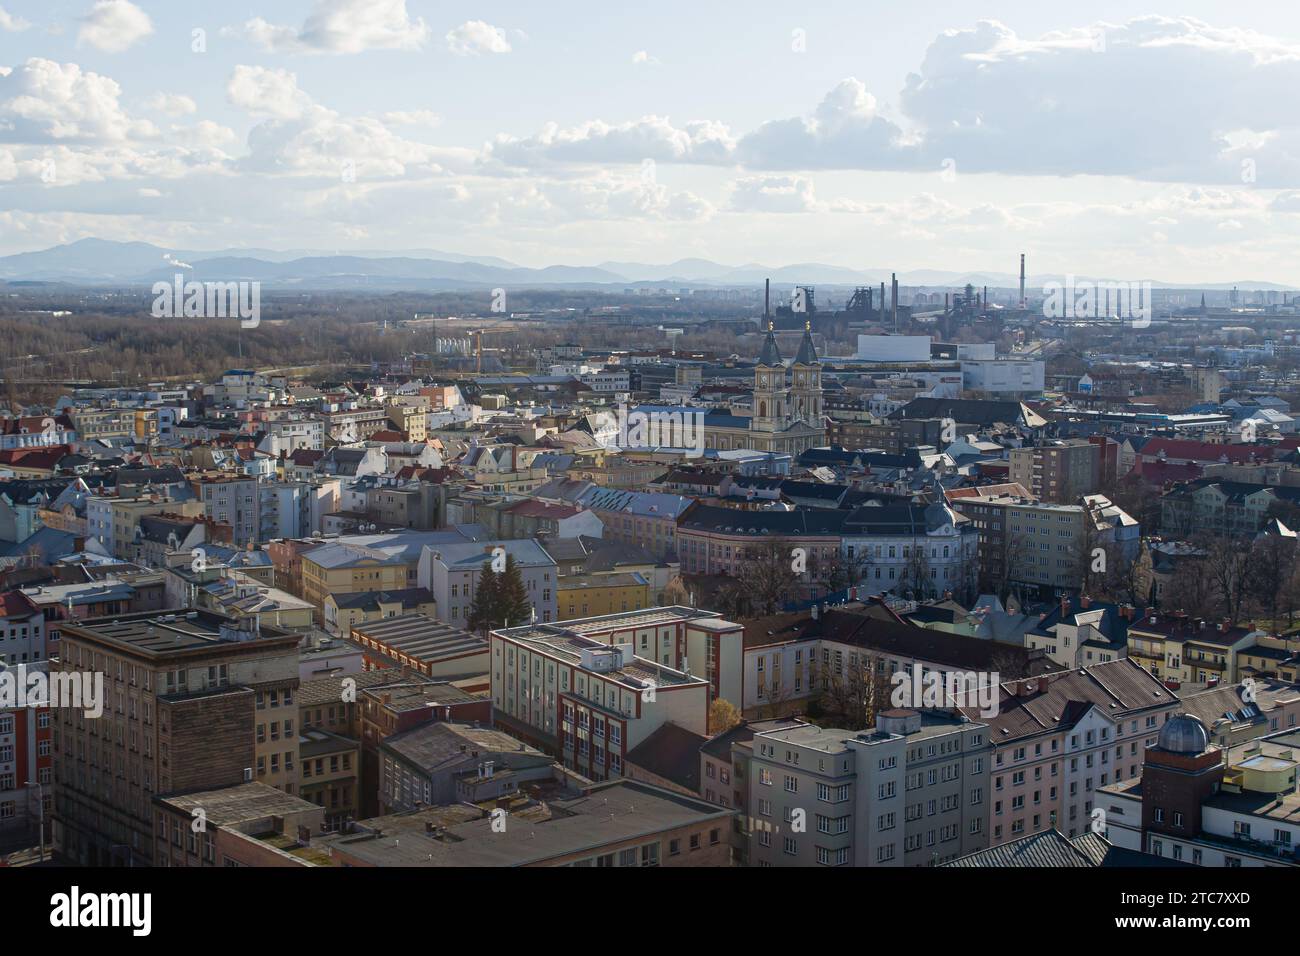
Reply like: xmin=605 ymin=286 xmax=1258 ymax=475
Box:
xmin=3 ymin=0 xmax=1300 ymax=283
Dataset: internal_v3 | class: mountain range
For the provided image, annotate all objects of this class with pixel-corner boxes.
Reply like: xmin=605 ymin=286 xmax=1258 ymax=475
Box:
xmin=0 ymin=239 xmax=1292 ymax=292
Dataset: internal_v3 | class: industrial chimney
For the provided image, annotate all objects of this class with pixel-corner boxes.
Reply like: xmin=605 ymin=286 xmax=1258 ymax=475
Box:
xmin=764 ymin=278 xmax=770 ymax=319
xmin=1019 ymin=253 xmax=1026 ymax=310
xmin=891 ymin=273 xmax=899 ymax=332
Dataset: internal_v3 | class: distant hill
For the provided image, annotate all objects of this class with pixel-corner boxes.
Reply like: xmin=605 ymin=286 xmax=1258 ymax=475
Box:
xmin=0 ymin=239 xmax=1294 ymax=292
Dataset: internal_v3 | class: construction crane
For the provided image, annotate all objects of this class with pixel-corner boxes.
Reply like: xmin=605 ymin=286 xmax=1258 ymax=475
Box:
xmin=471 ymin=320 xmax=515 ymax=374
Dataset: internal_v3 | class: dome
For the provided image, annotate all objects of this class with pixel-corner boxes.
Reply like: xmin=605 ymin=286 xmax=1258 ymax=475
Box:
xmin=1157 ymin=713 xmax=1209 ymax=754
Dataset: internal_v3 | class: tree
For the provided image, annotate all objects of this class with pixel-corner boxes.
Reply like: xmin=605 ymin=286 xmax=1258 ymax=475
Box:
xmin=1197 ymin=532 xmax=1253 ymax=623
xmin=1245 ymin=533 xmax=1299 ymax=629
xmin=708 ymin=698 xmax=742 ymax=734
xmin=497 ymin=553 xmax=534 ymax=626
xmin=817 ymin=651 xmax=896 ymax=731
xmin=731 ymin=539 xmax=801 ymax=617
xmin=466 ymin=560 xmax=500 ymax=633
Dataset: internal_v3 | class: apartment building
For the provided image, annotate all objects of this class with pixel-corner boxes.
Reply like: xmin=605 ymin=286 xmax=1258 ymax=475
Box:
xmin=957 ymin=659 xmax=1181 ymax=844
xmin=517 ymin=606 xmax=744 ymax=716
xmin=490 ymin=622 xmax=711 ymax=781
xmin=53 ymin=609 xmax=301 ymax=866
xmin=948 ymin=493 xmax=1137 ymax=596
xmin=557 ymin=573 xmax=652 ymax=620
xmin=193 ymin=475 xmax=260 ymax=548
xmin=0 ymin=590 xmax=46 ymax=666
xmin=1009 ymin=440 xmax=1100 ymax=504
xmin=745 ymin=710 xmax=992 ymax=867
xmin=1126 ymin=611 xmax=1262 ymax=685
xmin=418 ymin=539 xmax=558 ymax=628
xmin=0 ymin=670 xmax=52 ymax=849
xmin=298 ymin=728 xmax=359 ymax=832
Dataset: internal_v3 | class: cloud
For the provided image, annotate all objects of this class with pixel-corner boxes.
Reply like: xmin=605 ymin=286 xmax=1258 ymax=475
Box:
xmin=226 ymin=65 xmax=313 ymax=120
xmin=488 ymin=116 xmax=735 ymax=168
xmin=729 ymin=175 xmax=817 ymax=213
xmin=238 ymin=0 xmax=429 ymax=54
xmin=0 ymin=5 xmax=30 ymax=31
xmin=736 ymin=79 xmax=912 ymax=171
xmin=445 ymin=21 xmax=511 ymax=56
xmin=0 ymin=58 xmax=158 ymax=143
xmin=76 ymin=0 xmax=153 ymax=53
xmin=144 ymin=93 xmax=197 ymax=117
xmin=382 ymin=110 xmax=441 ymax=128
xmin=632 ymin=51 xmax=660 ymax=66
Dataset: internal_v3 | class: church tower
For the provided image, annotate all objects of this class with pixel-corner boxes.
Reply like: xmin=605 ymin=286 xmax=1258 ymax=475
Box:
xmin=789 ymin=321 xmax=822 ymax=425
xmin=752 ymin=322 xmax=785 ymax=433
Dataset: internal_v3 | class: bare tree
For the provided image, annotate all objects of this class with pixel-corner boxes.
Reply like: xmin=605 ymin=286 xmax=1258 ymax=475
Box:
xmin=1197 ymin=532 xmax=1253 ymax=623
xmin=731 ymin=539 xmax=801 ymax=617
xmin=816 ymin=651 xmax=896 ymax=731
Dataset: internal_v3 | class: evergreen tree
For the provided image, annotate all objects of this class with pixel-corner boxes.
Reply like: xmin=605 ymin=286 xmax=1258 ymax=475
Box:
xmin=466 ymin=560 xmax=500 ymax=633
xmin=497 ymin=553 xmax=534 ymax=626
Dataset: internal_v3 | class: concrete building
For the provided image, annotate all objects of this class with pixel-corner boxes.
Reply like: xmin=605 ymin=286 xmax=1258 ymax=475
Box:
xmin=490 ymin=621 xmax=711 ymax=781
xmin=958 ymin=659 xmax=1180 ymax=844
xmin=1009 ymin=440 xmax=1101 ymax=504
xmin=745 ymin=710 xmax=992 ymax=867
xmin=53 ymin=609 xmax=301 ymax=866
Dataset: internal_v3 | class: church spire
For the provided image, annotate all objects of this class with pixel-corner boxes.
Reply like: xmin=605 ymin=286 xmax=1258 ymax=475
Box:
xmin=757 ymin=321 xmax=783 ymax=367
xmin=793 ymin=320 xmax=819 ymax=366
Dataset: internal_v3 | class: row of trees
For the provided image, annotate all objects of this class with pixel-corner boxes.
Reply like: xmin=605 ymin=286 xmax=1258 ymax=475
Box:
xmin=1156 ymin=532 xmax=1300 ymax=629
xmin=707 ymin=538 xmax=973 ymax=620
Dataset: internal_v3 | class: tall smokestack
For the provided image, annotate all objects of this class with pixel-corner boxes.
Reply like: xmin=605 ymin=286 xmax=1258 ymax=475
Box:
xmin=891 ymin=273 xmax=898 ymax=332
xmin=880 ymin=281 xmax=886 ymax=323
xmin=982 ymin=285 xmax=988 ymax=311
xmin=764 ymin=278 xmax=770 ymax=319
xmin=1019 ymin=253 xmax=1026 ymax=310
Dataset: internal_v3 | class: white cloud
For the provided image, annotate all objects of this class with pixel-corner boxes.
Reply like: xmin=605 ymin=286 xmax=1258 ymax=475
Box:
xmin=729 ymin=175 xmax=817 ymax=213
xmin=632 ymin=51 xmax=660 ymax=66
xmin=77 ymin=0 xmax=153 ymax=53
xmin=445 ymin=21 xmax=511 ymax=56
xmin=0 ymin=58 xmax=158 ymax=142
xmin=144 ymin=93 xmax=197 ymax=117
xmin=226 ymin=66 xmax=313 ymax=120
xmin=0 ymin=5 xmax=30 ymax=31
xmin=488 ymin=116 xmax=735 ymax=168
xmin=239 ymin=0 xmax=428 ymax=54
xmin=382 ymin=110 xmax=441 ymax=128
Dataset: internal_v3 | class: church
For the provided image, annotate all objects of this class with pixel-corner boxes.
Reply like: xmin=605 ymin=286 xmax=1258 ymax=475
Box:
xmin=698 ymin=322 xmax=827 ymax=456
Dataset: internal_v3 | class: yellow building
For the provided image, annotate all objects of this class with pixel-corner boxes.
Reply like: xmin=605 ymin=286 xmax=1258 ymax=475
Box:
xmin=385 ymin=399 xmax=429 ymax=442
xmin=324 ymin=587 xmax=438 ymax=638
xmin=557 ymin=572 xmax=652 ymax=620
xmin=1126 ymin=612 xmax=1261 ymax=685
xmin=300 ymin=543 xmax=418 ymax=620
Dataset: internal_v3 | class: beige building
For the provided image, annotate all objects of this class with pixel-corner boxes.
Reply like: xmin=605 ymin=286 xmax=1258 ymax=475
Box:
xmin=54 ymin=609 xmax=302 ymax=867
xmin=1009 ymin=440 xmax=1100 ymax=504
xmin=490 ymin=620 xmax=712 ymax=782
